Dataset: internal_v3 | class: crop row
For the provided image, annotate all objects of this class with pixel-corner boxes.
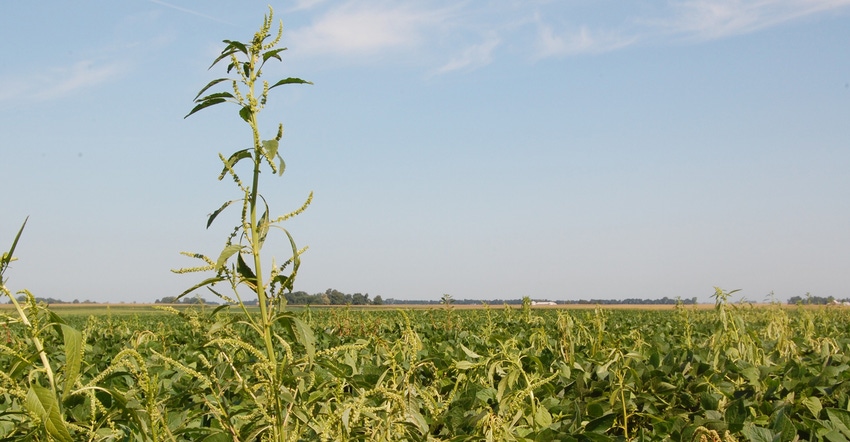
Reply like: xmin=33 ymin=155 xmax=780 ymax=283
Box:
xmin=3 ymin=296 xmax=850 ymax=441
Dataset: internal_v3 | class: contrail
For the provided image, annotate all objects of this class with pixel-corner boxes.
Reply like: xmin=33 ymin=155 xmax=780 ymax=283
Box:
xmin=147 ymin=0 xmax=234 ymax=25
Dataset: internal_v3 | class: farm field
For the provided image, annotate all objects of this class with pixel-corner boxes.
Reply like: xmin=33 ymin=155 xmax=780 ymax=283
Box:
xmin=3 ymin=297 xmax=850 ymax=441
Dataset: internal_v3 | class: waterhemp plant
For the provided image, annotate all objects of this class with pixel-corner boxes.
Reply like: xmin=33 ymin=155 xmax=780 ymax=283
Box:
xmin=174 ymin=7 xmax=315 ymax=440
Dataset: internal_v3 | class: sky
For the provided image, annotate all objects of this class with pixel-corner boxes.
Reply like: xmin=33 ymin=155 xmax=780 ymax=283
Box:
xmin=1 ymin=1 xmax=849 ymax=304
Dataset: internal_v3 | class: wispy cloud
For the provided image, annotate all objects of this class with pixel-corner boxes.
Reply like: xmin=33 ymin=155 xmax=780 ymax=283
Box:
xmin=288 ymin=2 xmax=452 ymax=56
xmin=0 ymin=61 xmax=125 ymax=103
xmin=286 ymin=0 xmax=328 ymax=13
xmin=433 ymin=35 xmax=500 ymax=75
xmin=146 ymin=0 xmax=232 ymax=25
xmin=655 ymin=0 xmax=850 ymax=40
xmin=533 ymin=23 xmax=636 ymax=59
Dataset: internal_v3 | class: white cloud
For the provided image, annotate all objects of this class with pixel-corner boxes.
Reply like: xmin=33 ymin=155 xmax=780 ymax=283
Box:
xmin=657 ymin=0 xmax=850 ymax=40
xmin=287 ymin=0 xmax=328 ymax=12
xmin=533 ymin=23 xmax=636 ymax=59
xmin=288 ymin=2 xmax=452 ymax=56
xmin=0 ymin=61 xmax=125 ymax=103
xmin=433 ymin=35 xmax=501 ymax=75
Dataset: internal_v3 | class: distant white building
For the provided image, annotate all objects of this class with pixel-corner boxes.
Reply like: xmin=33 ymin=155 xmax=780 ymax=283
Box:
xmin=531 ymin=301 xmax=557 ymax=306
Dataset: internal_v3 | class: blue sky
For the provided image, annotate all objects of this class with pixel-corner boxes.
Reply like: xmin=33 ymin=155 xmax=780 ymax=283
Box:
xmin=1 ymin=0 xmax=848 ymax=303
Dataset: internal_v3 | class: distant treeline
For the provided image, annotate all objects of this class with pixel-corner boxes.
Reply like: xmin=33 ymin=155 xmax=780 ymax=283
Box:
xmin=786 ymin=295 xmax=848 ymax=305
xmin=10 ymin=292 xmax=845 ymax=306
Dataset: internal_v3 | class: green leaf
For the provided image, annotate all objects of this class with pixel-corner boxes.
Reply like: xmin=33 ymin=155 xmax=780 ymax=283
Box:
xmin=827 ymin=408 xmax=850 ymax=438
xmin=803 ymin=396 xmax=823 ymax=418
xmin=26 ymin=385 xmax=72 ymax=442
xmin=741 ymin=423 xmax=776 ymax=442
xmin=222 ymin=39 xmax=248 ymax=55
xmin=455 ymin=361 xmax=477 ymax=370
xmin=725 ymin=399 xmax=747 ymax=433
xmin=262 ymin=139 xmax=279 ymax=159
xmin=236 ymin=253 xmax=256 ymax=285
xmin=269 ymin=77 xmax=313 ymax=90
xmin=218 ymin=149 xmax=252 ymax=180
xmin=239 ymin=105 xmax=252 ymax=123
xmin=185 ymin=98 xmax=227 ymax=119
xmin=193 ymin=78 xmax=230 ymax=101
xmin=208 ymin=47 xmax=239 ymax=69
xmin=215 ymin=244 xmax=242 ymax=271
xmin=535 ymin=405 xmax=553 ymax=429
xmin=262 ymin=48 xmax=287 ymax=64
xmin=207 ymin=200 xmax=237 ymax=229
xmin=1 ymin=217 xmax=28 ymax=278
xmin=59 ymin=324 xmax=82 ymax=397
xmin=177 ymin=276 xmax=225 ymax=299
xmin=277 ymin=314 xmax=316 ymax=361
xmin=585 ymin=413 xmax=616 ymax=433
xmin=277 ymin=156 xmax=286 ymax=176
xmin=460 ymin=344 xmax=482 ymax=359
xmin=195 ymin=91 xmax=234 ymax=102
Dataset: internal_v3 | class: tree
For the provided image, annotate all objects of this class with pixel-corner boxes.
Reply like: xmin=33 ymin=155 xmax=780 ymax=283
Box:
xmin=372 ymin=295 xmax=383 ymax=305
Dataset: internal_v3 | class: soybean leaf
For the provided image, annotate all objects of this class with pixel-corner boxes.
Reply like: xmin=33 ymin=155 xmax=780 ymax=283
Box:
xmin=828 ymin=408 xmax=850 ymax=438
xmin=585 ymin=413 xmax=616 ymax=433
xmin=207 ymin=200 xmax=237 ymax=229
xmin=725 ymin=399 xmax=747 ymax=433
xmin=26 ymin=385 xmax=72 ymax=442
xmin=803 ymin=397 xmax=823 ymax=418
xmin=59 ymin=324 xmax=82 ymax=397
xmin=740 ymin=423 xmax=776 ymax=442
xmin=185 ymin=98 xmax=227 ymax=119
xmin=269 ymin=77 xmax=312 ymax=90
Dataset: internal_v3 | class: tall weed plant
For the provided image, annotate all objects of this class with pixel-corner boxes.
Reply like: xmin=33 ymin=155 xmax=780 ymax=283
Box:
xmin=173 ymin=7 xmax=315 ymax=441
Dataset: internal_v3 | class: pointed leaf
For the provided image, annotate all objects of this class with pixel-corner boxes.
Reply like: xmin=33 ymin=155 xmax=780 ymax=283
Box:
xmin=208 ymin=48 xmax=239 ymax=69
xmin=236 ymin=253 xmax=256 ymax=285
xmin=269 ymin=77 xmax=313 ymax=90
xmin=193 ymin=78 xmax=230 ymax=101
xmin=195 ymin=92 xmax=234 ymax=102
xmin=60 ymin=324 xmax=82 ymax=397
xmin=207 ymin=200 xmax=237 ymax=228
xmin=26 ymin=385 xmax=73 ymax=442
xmin=277 ymin=314 xmax=316 ymax=361
xmin=219 ymin=149 xmax=253 ymax=179
xmin=277 ymin=156 xmax=286 ymax=176
xmin=216 ymin=244 xmax=243 ymax=271
xmin=185 ymin=98 xmax=227 ymax=119
xmin=178 ymin=277 xmax=225 ymax=299
xmin=1 ymin=217 xmax=28 ymax=276
xmin=460 ymin=344 xmax=482 ymax=359
xmin=222 ymin=39 xmax=248 ymax=55
xmin=262 ymin=48 xmax=287 ymax=64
